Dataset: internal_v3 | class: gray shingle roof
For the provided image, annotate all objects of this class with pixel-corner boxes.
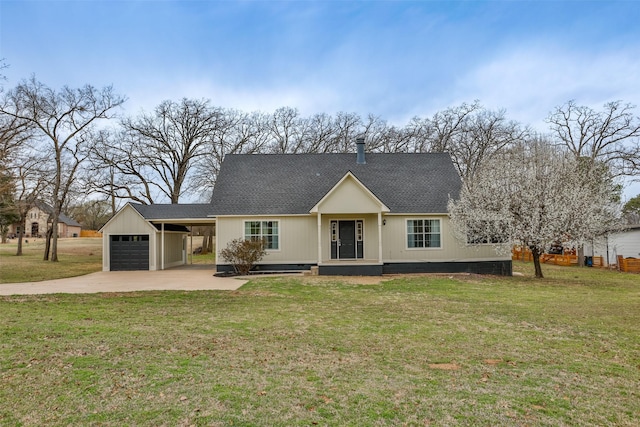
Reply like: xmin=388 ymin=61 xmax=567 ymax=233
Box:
xmin=59 ymin=213 xmax=82 ymax=228
xmin=210 ymin=153 xmax=461 ymax=215
xmin=130 ymin=203 xmax=213 ymax=220
xmin=35 ymin=201 xmax=82 ymax=227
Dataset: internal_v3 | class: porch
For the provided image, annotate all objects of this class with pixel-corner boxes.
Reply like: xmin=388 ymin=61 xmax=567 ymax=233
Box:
xmin=316 ymin=258 xmax=384 ymax=276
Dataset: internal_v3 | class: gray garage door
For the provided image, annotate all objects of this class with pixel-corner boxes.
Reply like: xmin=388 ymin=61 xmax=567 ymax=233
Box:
xmin=110 ymin=235 xmax=149 ymax=271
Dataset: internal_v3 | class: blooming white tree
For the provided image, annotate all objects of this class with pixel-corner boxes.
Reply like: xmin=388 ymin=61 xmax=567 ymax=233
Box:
xmin=448 ymin=139 xmax=620 ymax=278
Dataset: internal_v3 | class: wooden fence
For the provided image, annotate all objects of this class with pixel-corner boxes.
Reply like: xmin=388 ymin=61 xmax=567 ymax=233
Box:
xmin=512 ymin=248 xmax=604 ymax=267
xmin=617 ymin=256 xmax=640 ymax=273
xmin=80 ymin=230 xmax=102 ymax=238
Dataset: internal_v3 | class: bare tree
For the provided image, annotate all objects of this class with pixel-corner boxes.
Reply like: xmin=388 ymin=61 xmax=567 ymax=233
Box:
xmin=268 ymin=107 xmax=308 ymax=154
xmin=448 ymin=139 xmax=620 ymax=278
xmin=11 ymin=148 xmax=50 ymax=255
xmin=0 ymin=164 xmax=18 ymax=243
xmin=360 ymin=114 xmax=391 ymax=152
xmin=547 ymin=100 xmax=640 ymax=265
xmin=547 ymin=100 xmax=640 ymax=178
xmin=1 ymin=113 xmax=33 ymax=163
xmin=119 ymin=98 xmax=221 ymax=203
xmin=87 ymin=128 xmax=159 ymax=207
xmin=430 ymin=101 xmax=482 ymax=152
xmin=395 ymin=116 xmax=435 ymax=153
xmin=0 ymin=104 xmax=34 ymax=243
xmin=0 ymin=77 xmax=125 ymax=261
xmin=303 ymin=113 xmax=337 ymax=153
xmin=67 ymin=198 xmax=112 ymax=230
xmin=86 ymin=100 xmax=535 ymax=205
xmin=191 ymin=109 xmax=269 ymax=198
xmin=330 ymin=112 xmax=362 ymax=153
xmin=449 ymin=108 xmax=528 ymax=181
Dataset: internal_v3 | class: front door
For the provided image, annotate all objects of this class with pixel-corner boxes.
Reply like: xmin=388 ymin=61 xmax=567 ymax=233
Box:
xmin=330 ymin=220 xmax=364 ymax=260
xmin=339 ymin=221 xmax=356 ymax=258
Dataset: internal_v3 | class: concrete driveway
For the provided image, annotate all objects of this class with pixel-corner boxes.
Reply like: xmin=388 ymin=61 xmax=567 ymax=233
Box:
xmin=0 ymin=266 xmax=247 ymax=295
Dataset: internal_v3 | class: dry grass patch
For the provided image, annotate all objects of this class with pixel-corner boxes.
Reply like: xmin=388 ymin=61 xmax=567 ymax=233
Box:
xmin=0 ymin=238 xmax=102 ymax=283
xmin=428 ymin=363 xmax=460 ymax=370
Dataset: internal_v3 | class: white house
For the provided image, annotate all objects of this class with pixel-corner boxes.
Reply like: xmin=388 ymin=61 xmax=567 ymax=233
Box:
xmin=101 ymin=140 xmax=511 ymax=275
xmin=210 ymin=141 xmax=510 ymax=275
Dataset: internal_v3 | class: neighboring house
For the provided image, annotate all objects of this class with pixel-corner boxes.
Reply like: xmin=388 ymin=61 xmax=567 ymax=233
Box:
xmin=101 ymin=141 xmax=511 ymax=275
xmin=9 ymin=202 xmax=82 ymax=238
xmin=100 ymin=203 xmax=213 ymax=271
xmin=211 ymin=141 xmax=510 ymax=275
xmin=592 ymin=224 xmax=640 ymax=266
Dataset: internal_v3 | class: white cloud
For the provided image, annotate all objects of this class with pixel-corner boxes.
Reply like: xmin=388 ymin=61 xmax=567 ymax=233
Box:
xmin=444 ymin=44 xmax=640 ymax=199
xmin=450 ymin=45 xmax=640 ymax=130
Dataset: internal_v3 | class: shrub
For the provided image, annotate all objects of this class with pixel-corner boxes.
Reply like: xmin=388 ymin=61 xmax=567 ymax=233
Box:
xmin=219 ymin=238 xmax=267 ymax=275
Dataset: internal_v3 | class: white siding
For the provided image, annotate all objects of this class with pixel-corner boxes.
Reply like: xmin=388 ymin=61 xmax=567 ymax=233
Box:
xmin=317 ymin=176 xmax=383 ymax=214
xmin=102 ymin=205 xmax=155 ymax=235
xmin=217 ymin=216 xmax=318 ymax=264
xmin=156 ymin=232 xmax=187 ymax=269
xmin=381 ymin=215 xmax=507 ymax=262
xmin=608 ymin=228 xmax=640 ymax=263
xmin=590 ymin=229 xmax=640 ymax=266
xmin=217 ymin=213 xmax=506 ymax=266
xmin=101 ymin=205 xmax=157 ymax=271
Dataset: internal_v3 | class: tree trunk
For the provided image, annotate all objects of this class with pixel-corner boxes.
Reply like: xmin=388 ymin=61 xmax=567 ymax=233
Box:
xmin=531 ymin=247 xmax=544 ymax=278
xmin=16 ymin=219 xmax=27 ymax=256
xmin=202 ymin=234 xmax=210 ymax=255
xmin=50 ymin=215 xmax=59 ymax=262
xmin=43 ymin=227 xmax=53 ymax=261
xmin=577 ymin=245 xmax=585 ymax=267
xmin=206 ymin=226 xmax=214 ymax=253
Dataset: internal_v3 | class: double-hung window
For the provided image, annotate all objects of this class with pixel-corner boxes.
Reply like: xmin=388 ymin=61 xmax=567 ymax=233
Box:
xmin=407 ymin=219 xmax=441 ymax=249
xmin=245 ymin=220 xmax=279 ymax=250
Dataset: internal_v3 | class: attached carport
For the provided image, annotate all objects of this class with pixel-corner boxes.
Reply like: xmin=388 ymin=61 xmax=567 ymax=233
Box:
xmin=100 ymin=203 xmax=216 ymax=271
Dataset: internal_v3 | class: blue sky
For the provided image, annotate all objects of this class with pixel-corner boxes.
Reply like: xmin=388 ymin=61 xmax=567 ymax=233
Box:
xmin=1 ymin=0 xmax=639 ymax=198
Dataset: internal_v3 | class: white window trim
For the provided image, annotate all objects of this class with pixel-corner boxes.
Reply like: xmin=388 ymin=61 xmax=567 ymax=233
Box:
xmin=405 ymin=218 xmax=443 ymax=250
xmin=244 ymin=219 xmax=281 ymax=252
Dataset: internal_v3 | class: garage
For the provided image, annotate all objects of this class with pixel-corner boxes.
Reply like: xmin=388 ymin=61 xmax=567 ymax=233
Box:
xmin=109 ymin=235 xmax=149 ymax=271
xmin=101 ymin=203 xmax=215 ymax=271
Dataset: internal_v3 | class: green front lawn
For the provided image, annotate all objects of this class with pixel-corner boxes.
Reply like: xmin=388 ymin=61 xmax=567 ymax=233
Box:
xmin=1 ymin=264 xmax=638 ymax=426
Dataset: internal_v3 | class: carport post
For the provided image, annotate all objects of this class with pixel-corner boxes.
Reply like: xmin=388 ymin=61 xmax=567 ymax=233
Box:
xmin=161 ymin=222 xmax=165 ymax=270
